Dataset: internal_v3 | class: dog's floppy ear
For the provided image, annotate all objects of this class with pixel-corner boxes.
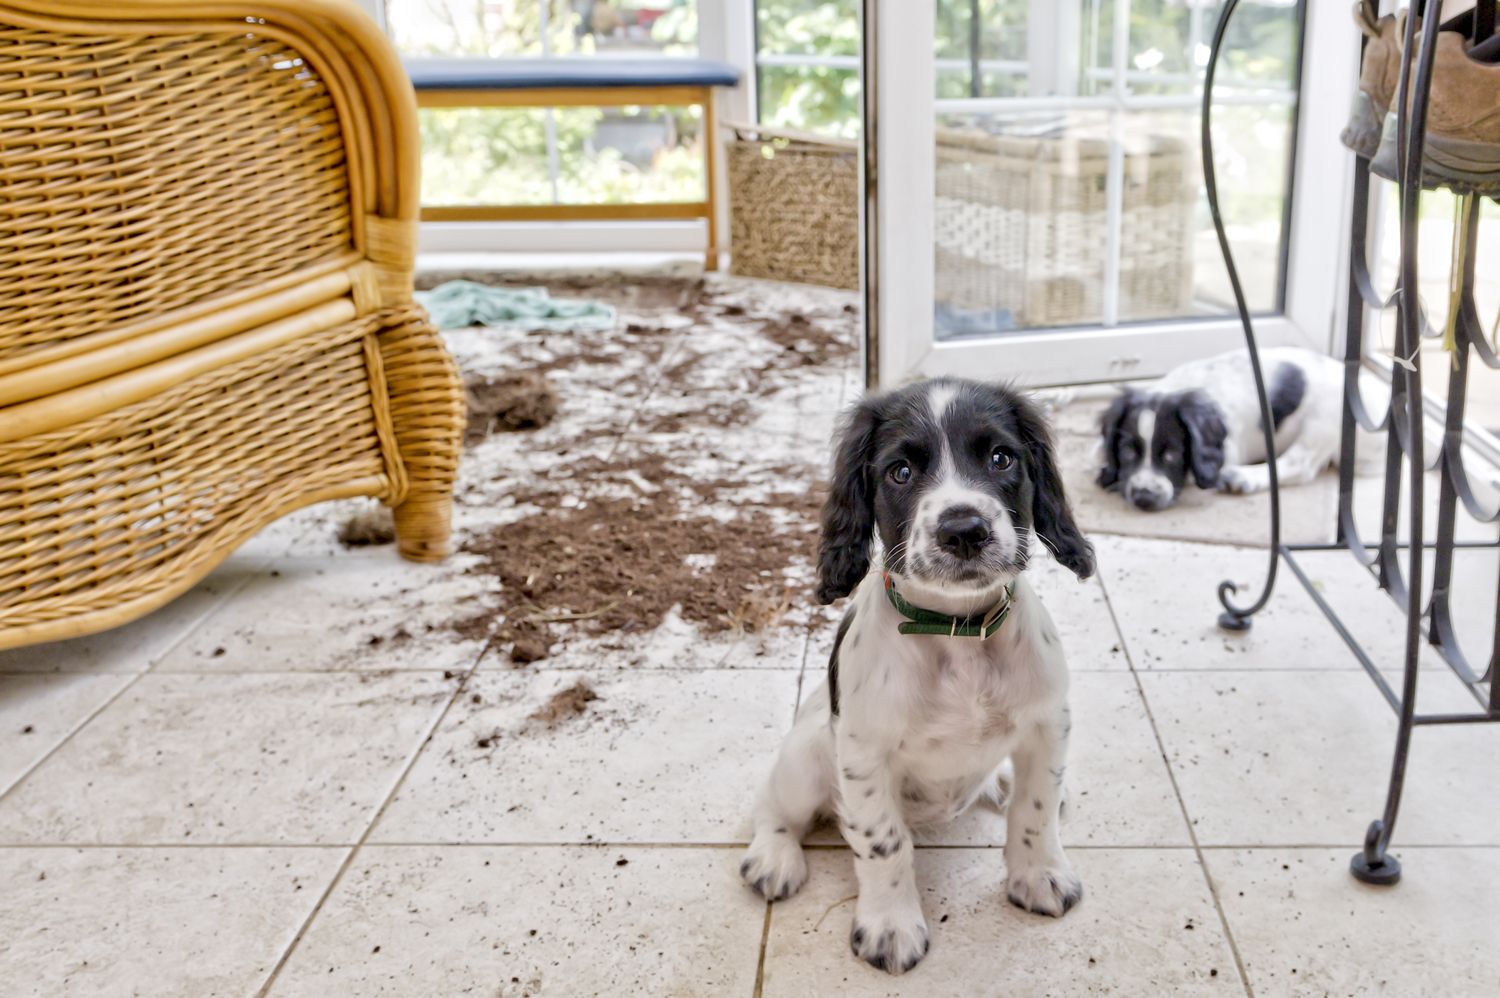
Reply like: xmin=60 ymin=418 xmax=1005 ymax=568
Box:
xmin=1177 ymin=391 xmax=1227 ymax=489
xmin=816 ymin=395 xmax=882 ymax=604
xmin=1015 ymin=394 xmax=1095 ymax=580
xmin=1095 ymin=390 xmax=1133 ymax=491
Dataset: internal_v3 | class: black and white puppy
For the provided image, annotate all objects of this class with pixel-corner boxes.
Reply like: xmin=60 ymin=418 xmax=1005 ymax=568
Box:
xmin=740 ymin=378 xmax=1094 ymax=976
xmin=1097 ymin=346 xmax=1345 ymax=511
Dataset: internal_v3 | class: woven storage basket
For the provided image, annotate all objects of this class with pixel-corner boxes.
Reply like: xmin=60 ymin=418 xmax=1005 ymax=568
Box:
xmin=727 ymin=123 xmax=859 ymax=289
xmin=935 ymin=126 xmax=1195 ymax=328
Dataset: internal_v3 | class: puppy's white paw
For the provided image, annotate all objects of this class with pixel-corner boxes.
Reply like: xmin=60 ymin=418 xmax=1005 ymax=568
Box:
xmin=739 ymin=832 xmax=808 ymax=901
xmin=850 ymin=897 xmax=930 ymax=975
xmin=1218 ymin=466 xmax=1267 ymax=495
xmin=1006 ymin=859 xmax=1082 ymax=918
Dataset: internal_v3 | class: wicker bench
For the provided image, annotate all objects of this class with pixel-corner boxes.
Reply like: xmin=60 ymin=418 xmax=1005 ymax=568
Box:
xmin=406 ymin=57 xmax=740 ymax=269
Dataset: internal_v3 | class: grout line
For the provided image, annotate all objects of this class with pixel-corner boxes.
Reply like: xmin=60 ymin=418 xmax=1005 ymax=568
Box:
xmin=4 ymin=839 xmax=1496 ymax=852
xmin=254 ymin=633 xmax=495 ymax=996
xmin=1095 ymin=568 xmax=1257 ymax=998
xmin=751 ymin=898 xmax=773 ymax=998
xmin=0 ymin=567 xmax=267 ymax=806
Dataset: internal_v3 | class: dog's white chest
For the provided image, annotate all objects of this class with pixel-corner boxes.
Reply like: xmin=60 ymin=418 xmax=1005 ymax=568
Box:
xmin=900 ymin=639 xmax=1028 ymax=767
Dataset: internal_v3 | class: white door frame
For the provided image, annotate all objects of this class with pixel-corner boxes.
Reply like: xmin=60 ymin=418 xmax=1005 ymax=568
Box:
xmin=866 ymin=0 xmax=1359 ymax=390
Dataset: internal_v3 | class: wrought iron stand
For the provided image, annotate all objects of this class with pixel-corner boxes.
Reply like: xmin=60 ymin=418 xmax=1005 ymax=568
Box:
xmin=1203 ymin=0 xmax=1500 ymax=886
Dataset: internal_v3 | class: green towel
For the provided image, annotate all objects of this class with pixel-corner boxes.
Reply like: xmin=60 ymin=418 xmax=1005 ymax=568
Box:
xmin=416 ymin=281 xmax=616 ymax=332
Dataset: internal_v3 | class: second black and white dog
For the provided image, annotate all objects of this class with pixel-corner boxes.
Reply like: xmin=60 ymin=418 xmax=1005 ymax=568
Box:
xmin=1097 ymin=346 xmax=1345 ymax=511
xmin=740 ymin=378 xmax=1094 ymax=976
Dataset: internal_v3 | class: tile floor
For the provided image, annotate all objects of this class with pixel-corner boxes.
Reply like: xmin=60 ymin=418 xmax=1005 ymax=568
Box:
xmin=2 ymin=274 xmax=1498 ymax=997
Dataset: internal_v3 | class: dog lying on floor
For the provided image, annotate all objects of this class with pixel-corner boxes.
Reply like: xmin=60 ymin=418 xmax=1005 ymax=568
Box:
xmin=739 ymin=378 xmax=1095 ymax=975
xmin=1096 ymin=346 xmax=1346 ymax=511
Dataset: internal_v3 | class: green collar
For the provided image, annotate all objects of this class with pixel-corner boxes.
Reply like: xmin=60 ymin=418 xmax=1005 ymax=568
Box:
xmin=881 ymin=571 xmax=1014 ymax=639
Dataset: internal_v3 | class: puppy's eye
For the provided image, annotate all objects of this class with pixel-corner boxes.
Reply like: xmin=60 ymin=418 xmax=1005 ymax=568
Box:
xmin=1120 ymin=440 xmax=1138 ymax=459
xmin=889 ymin=462 xmax=913 ymax=485
xmin=990 ymin=447 xmax=1015 ymax=472
xmin=1162 ymin=447 xmax=1181 ymax=464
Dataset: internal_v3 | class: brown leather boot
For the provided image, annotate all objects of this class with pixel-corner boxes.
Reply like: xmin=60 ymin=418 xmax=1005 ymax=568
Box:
xmin=1341 ymin=1 xmax=1403 ymax=158
xmin=1370 ymin=14 xmax=1500 ymax=193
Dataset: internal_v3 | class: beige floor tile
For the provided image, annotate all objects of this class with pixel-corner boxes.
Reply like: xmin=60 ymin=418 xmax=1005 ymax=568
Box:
xmin=1097 ymin=536 xmax=1452 ymax=672
xmin=762 ymin=847 xmax=1240 ymax=997
xmin=1208 ymin=847 xmax=1500 ymax=997
xmin=0 ymin=672 xmax=456 ymax=845
xmin=506 ymin=612 xmax=809 ymax=672
xmin=0 ymin=674 xmax=134 ymax=794
xmin=1031 ymin=553 xmax=1130 ymax=670
xmin=271 ymin=845 xmax=764 ymax=997
xmin=802 ymin=673 xmax=1188 ymax=848
xmin=0 ymin=845 xmax=346 ymax=997
xmin=0 ymin=555 xmax=263 ymax=674
xmin=371 ymin=669 xmax=800 ymax=844
xmin=1140 ymin=669 xmax=1499 ymax=846
xmin=154 ymin=551 xmax=496 ymax=673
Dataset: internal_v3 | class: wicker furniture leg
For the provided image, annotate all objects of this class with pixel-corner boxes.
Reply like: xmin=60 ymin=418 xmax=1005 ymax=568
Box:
xmin=378 ymin=312 xmax=465 ymax=563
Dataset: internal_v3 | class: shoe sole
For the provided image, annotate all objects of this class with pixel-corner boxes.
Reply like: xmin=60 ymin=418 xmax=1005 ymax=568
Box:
xmin=1370 ymin=111 xmax=1500 ymax=195
xmin=1340 ymin=91 xmax=1384 ymax=160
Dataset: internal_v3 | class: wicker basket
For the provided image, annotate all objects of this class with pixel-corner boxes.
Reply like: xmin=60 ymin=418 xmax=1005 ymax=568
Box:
xmin=726 ymin=123 xmax=859 ymax=290
xmin=935 ymin=126 xmax=1196 ymax=328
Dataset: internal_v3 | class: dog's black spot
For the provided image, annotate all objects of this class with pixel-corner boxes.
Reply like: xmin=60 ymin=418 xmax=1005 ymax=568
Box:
xmin=1023 ymin=837 xmax=1032 ymax=848
xmin=828 ymin=606 xmax=855 ymax=716
xmin=890 ymin=878 xmax=899 ymax=888
xmin=1040 ymin=628 xmax=1057 ymax=647
xmin=864 ymin=787 xmax=875 ymax=798
xmin=1033 ymin=798 xmax=1043 ymax=810
xmin=774 ymin=826 xmax=787 ymax=834
xmin=1024 ymin=827 xmax=1040 ymax=836
xmin=1266 ymin=361 xmax=1307 ymax=430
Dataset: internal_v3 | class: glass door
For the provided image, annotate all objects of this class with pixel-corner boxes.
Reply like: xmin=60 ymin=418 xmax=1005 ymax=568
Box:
xmin=866 ymin=0 xmax=1348 ymax=389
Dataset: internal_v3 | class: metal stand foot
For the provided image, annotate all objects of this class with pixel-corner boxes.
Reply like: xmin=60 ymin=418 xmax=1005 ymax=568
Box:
xmin=1349 ymin=820 xmax=1402 ymax=885
xmin=1217 ymin=611 xmax=1252 ymax=632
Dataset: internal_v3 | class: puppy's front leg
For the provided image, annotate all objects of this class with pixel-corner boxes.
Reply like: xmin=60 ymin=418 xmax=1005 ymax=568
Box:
xmin=1004 ymin=705 xmax=1082 ymax=917
xmin=837 ymin=731 xmax=928 ymax=975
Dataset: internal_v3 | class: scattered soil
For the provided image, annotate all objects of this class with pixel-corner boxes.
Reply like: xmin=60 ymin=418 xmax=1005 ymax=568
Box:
xmin=337 ymin=508 xmax=395 ymax=547
xmin=462 ymin=483 xmax=821 ymax=662
xmin=528 ymin=680 xmax=599 ymax=727
xmin=465 ymin=370 xmax=559 ymax=444
xmin=434 ymin=272 xmax=854 ymax=663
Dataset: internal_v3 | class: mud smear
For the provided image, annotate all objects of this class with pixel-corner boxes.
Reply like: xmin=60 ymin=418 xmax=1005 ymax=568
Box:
xmin=528 ymin=680 xmax=599 ymax=727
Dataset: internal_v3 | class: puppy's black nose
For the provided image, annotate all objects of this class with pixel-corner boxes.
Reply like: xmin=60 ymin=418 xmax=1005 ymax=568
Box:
xmin=936 ymin=514 xmax=990 ymax=560
xmin=1130 ymin=491 xmax=1165 ymax=512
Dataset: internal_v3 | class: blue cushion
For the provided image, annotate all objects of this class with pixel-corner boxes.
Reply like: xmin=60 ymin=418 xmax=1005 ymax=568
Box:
xmin=405 ymin=57 xmax=740 ymax=91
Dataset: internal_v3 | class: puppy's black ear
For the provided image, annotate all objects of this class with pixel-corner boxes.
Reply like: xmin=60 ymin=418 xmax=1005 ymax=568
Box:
xmin=1095 ymin=391 xmax=1133 ymax=491
xmin=816 ymin=396 xmax=881 ymax=604
xmin=1177 ymin=392 xmax=1227 ymax=489
xmin=1015 ymin=394 xmax=1095 ymax=580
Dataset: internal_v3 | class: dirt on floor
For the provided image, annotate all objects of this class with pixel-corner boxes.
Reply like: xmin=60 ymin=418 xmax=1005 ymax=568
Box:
xmin=464 ymin=370 xmax=559 ymax=444
xmin=527 ymin=680 xmax=599 ymax=727
xmin=425 ymin=271 xmax=855 ymax=664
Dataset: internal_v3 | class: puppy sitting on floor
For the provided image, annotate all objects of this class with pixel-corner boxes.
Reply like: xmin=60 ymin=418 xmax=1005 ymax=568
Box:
xmin=740 ymin=378 xmax=1095 ymax=976
xmin=1097 ymin=346 xmax=1346 ymax=511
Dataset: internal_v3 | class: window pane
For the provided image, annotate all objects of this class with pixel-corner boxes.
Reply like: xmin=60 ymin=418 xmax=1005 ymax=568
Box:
xmin=757 ymin=65 xmax=860 ymax=137
xmin=388 ymin=1 xmax=698 ymax=58
xmin=554 ymin=106 xmax=705 ymax=203
xmin=1081 ymin=0 xmax=1299 ymax=97
xmin=419 ymin=107 xmax=555 ymax=205
xmin=756 ymin=0 xmax=858 ymax=58
xmin=418 ymin=106 xmax=704 ymax=206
